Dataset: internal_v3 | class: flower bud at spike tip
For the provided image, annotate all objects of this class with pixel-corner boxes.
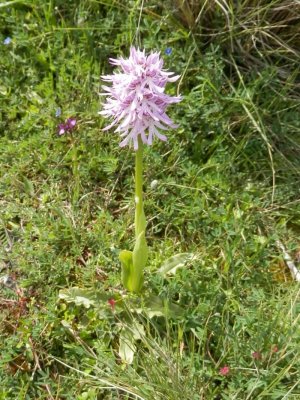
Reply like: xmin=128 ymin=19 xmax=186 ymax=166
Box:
xmin=99 ymin=47 xmax=182 ymax=150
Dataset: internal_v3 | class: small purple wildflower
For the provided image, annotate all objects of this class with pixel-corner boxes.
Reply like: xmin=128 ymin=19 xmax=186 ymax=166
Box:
xmin=66 ymin=117 xmax=76 ymax=130
xmin=99 ymin=47 xmax=182 ymax=150
xmin=55 ymin=107 xmax=62 ymax=117
xmin=165 ymin=47 xmax=172 ymax=55
xmin=3 ymin=37 xmax=12 ymax=45
xmin=57 ymin=117 xmax=76 ymax=135
xmin=58 ymin=123 xmax=66 ymax=136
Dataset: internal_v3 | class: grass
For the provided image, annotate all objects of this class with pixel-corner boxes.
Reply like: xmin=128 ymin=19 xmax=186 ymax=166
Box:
xmin=0 ymin=0 xmax=300 ymax=399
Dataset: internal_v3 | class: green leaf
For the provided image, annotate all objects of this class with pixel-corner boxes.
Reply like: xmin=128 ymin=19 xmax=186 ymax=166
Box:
xmin=135 ymin=207 xmax=147 ymax=239
xmin=58 ymin=287 xmax=109 ymax=309
xmin=119 ymin=250 xmax=133 ymax=291
xmin=145 ymin=295 xmax=183 ymax=318
xmin=59 ymin=288 xmax=96 ymax=308
xmin=119 ymin=232 xmax=148 ymax=293
xmin=130 ymin=230 xmax=148 ymax=292
xmin=119 ymin=328 xmax=136 ymax=364
xmin=118 ymin=322 xmax=145 ymax=364
xmin=131 ymin=321 xmax=145 ymax=340
xmin=129 ymin=295 xmax=184 ymax=319
xmin=158 ymin=253 xmax=194 ymax=276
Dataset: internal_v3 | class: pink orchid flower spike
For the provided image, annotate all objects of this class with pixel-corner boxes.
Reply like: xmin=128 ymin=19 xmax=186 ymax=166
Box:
xmin=99 ymin=47 xmax=182 ymax=150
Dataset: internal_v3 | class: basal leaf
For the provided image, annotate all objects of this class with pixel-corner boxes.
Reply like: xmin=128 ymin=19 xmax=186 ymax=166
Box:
xmin=59 ymin=288 xmax=96 ymax=308
xmin=119 ymin=328 xmax=136 ymax=365
xmin=58 ymin=287 xmax=109 ymax=308
xmin=158 ymin=253 xmax=194 ymax=276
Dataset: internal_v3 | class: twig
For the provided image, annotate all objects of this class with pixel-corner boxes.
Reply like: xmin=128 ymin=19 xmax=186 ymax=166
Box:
xmin=277 ymin=241 xmax=300 ymax=282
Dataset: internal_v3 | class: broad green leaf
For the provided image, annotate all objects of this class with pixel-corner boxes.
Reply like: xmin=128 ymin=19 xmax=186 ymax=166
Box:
xmin=59 ymin=287 xmax=96 ymax=308
xmin=58 ymin=287 xmax=109 ymax=309
xmin=130 ymin=230 xmax=148 ymax=292
xmin=119 ymin=233 xmax=148 ymax=294
xmin=145 ymin=295 xmax=183 ymax=318
xmin=131 ymin=322 xmax=145 ymax=340
xmin=119 ymin=328 xmax=136 ymax=364
xmin=130 ymin=295 xmax=184 ymax=319
xmin=158 ymin=253 xmax=194 ymax=276
xmin=118 ymin=322 xmax=144 ymax=364
xmin=119 ymin=250 xmax=133 ymax=291
xmin=133 ymin=231 xmax=148 ymax=267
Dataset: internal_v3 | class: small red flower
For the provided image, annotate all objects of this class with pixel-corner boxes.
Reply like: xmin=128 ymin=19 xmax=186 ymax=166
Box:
xmin=108 ymin=298 xmax=116 ymax=310
xmin=219 ymin=365 xmax=230 ymax=376
xmin=252 ymin=351 xmax=262 ymax=360
xmin=272 ymin=345 xmax=278 ymax=353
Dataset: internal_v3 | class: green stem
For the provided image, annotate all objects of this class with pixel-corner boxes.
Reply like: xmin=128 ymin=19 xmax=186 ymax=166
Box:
xmin=135 ymin=137 xmax=144 ymax=238
xmin=71 ymin=136 xmax=80 ymax=205
xmin=120 ymin=137 xmax=148 ymax=293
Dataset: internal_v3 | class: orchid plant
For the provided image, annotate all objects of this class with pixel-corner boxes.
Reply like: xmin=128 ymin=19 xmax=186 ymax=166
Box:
xmin=100 ymin=47 xmax=181 ymax=293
